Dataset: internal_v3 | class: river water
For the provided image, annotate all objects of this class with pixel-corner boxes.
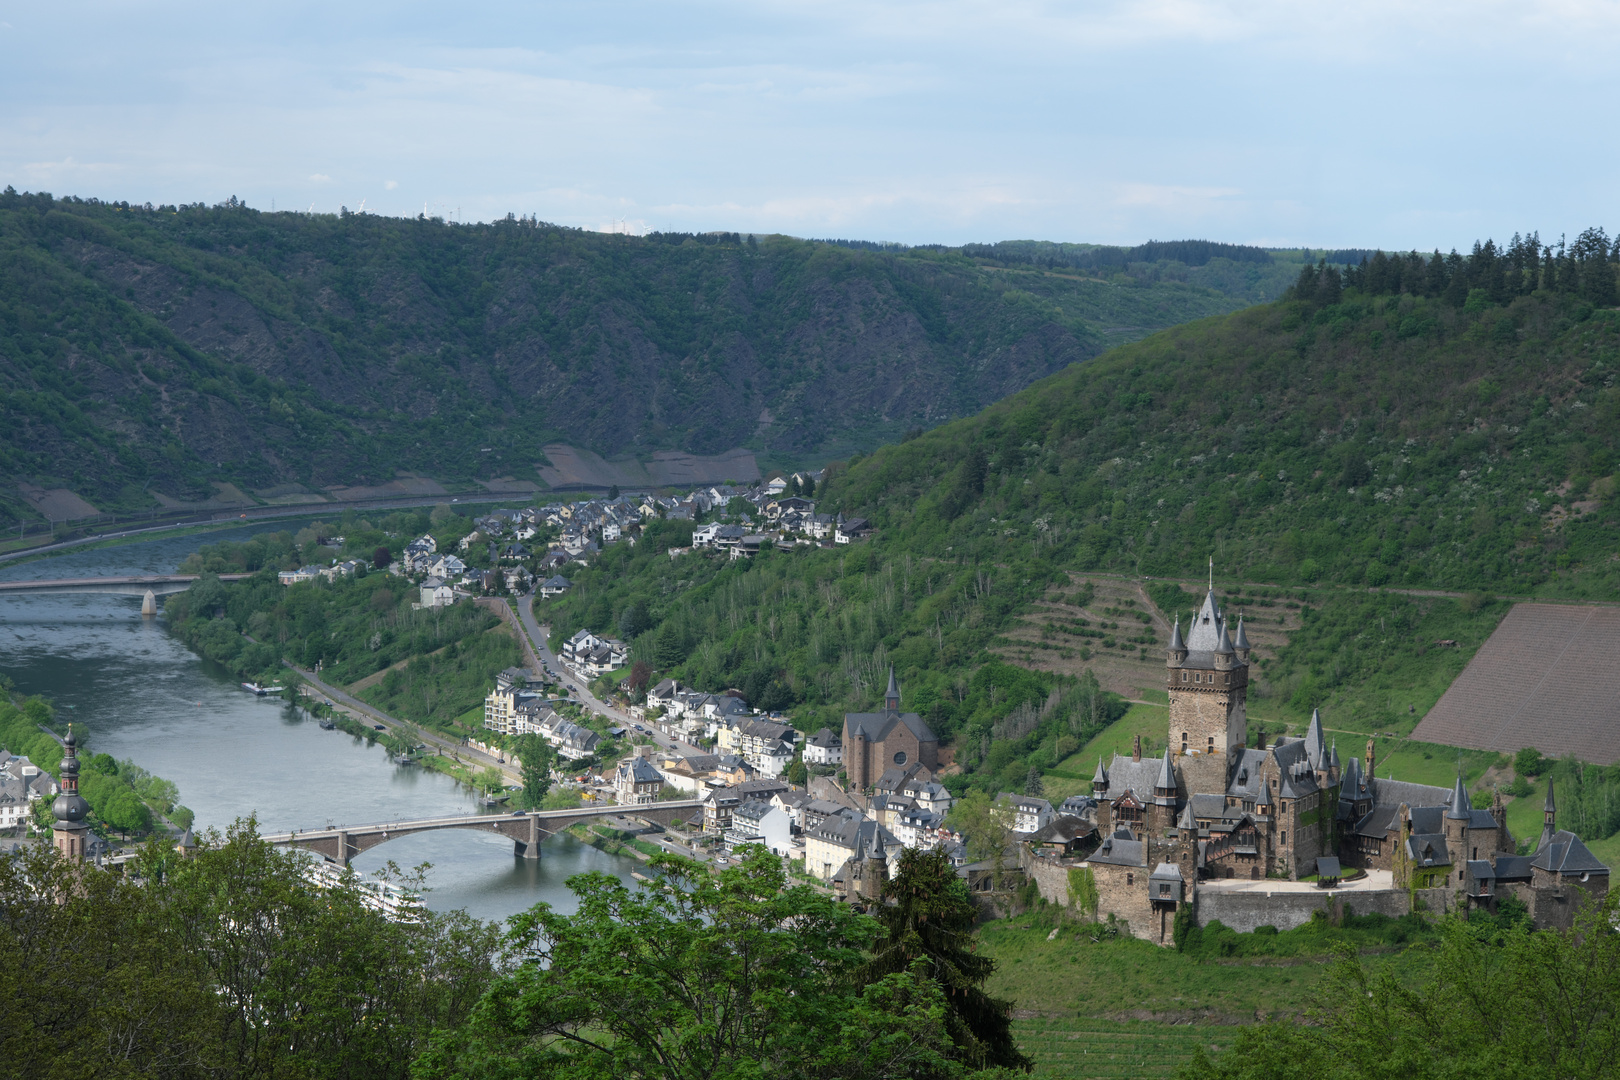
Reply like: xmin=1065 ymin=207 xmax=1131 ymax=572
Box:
xmin=0 ymin=522 xmax=641 ymax=925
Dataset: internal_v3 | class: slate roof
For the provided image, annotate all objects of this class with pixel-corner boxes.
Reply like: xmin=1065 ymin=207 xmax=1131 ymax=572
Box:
xmin=1185 ymin=589 xmax=1225 ymax=651
xmin=622 ymin=757 xmax=662 ymax=783
xmin=1102 ymin=754 xmax=1164 ymax=802
xmin=808 ymin=727 xmax=841 ymax=748
xmin=1088 ymin=831 xmax=1148 ymax=867
xmin=1406 ymin=833 xmax=1452 ymax=868
xmin=845 ymin=708 xmax=937 ymax=745
xmin=1316 ymin=856 xmax=1342 ymax=879
xmin=1531 ymin=829 xmax=1609 ymax=875
xmin=1027 ymin=815 xmax=1095 ymax=845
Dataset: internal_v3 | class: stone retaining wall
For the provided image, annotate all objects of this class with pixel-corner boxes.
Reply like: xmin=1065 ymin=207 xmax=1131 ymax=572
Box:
xmin=1194 ymin=885 xmax=1413 ymax=932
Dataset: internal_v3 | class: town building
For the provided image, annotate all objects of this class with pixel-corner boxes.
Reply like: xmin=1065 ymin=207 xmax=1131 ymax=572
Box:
xmin=615 ymin=750 xmax=665 ymax=806
xmin=842 ymin=668 xmax=939 ymax=790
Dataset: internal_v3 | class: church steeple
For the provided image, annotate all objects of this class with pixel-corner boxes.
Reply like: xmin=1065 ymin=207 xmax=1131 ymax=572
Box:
xmin=51 ymin=725 xmax=91 ymax=861
xmin=884 ymin=666 xmax=900 ymax=712
xmin=1539 ymin=776 xmax=1558 ymax=851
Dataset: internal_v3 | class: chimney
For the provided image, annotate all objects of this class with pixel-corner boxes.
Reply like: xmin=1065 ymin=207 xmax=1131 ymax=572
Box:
xmin=1132 ymin=734 xmax=1142 ymax=762
xmin=638 ymin=744 xmax=654 ymax=759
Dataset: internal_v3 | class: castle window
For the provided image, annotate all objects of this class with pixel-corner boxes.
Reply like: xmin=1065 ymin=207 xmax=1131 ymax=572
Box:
xmin=1127 ymin=873 xmax=1134 ymax=886
xmin=1280 ymin=831 xmax=1287 ymax=845
xmin=1182 ymin=672 xmax=1188 ymax=682
xmin=1208 ymin=736 xmax=1215 ymax=751
xmin=1181 ymin=732 xmax=1188 ymax=749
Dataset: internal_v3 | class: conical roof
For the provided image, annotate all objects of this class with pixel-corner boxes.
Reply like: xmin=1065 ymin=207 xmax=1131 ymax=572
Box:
xmin=1545 ymin=775 xmax=1557 ymax=814
xmin=1092 ymin=756 xmax=1108 ymax=785
xmin=1446 ymin=773 xmax=1472 ymax=819
xmin=1258 ymin=780 xmax=1272 ymax=806
xmin=1304 ymin=709 xmax=1326 ymax=769
xmin=885 ymin=665 xmax=900 ymax=705
xmin=1155 ymin=748 xmax=1176 ymax=791
xmin=1177 ymin=802 xmax=1196 ymax=830
xmin=1234 ymin=617 xmax=1250 ymax=651
xmin=870 ymin=824 xmax=886 ymax=860
xmin=1168 ymin=618 xmax=1185 ymax=653
xmin=1329 ymin=740 xmax=1340 ymax=773
xmin=1215 ymin=619 xmax=1235 ymax=656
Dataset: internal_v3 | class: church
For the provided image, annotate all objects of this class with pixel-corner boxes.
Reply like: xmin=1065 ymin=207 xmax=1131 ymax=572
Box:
xmin=1039 ymin=583 xmax=1610 ymax=942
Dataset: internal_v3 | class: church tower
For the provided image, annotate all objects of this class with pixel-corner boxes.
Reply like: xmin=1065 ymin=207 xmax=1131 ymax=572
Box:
xmin=51 ymin=726 xmax=91 ymax=861
xmin=1166 ymin=570 xmax=1248 ymax=794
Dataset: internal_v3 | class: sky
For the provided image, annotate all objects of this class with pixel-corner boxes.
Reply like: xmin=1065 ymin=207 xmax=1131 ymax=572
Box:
xmin=2 ymin=1 xmax=1618 ymax=249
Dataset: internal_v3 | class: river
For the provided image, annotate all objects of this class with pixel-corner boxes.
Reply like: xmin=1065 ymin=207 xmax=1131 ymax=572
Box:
xmin=0 ymin=521 xmax=642 ymax=924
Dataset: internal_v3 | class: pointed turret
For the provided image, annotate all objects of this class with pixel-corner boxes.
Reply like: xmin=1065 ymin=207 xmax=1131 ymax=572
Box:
xmin=1213 ymin=620 xmax=1236 ymax=670
xmin=884 ymin=665 xmax=900 ymax=712
xmin=1154 ymin=748 xmax=1176 ymax=805
xmin=1257 ymin=779 xmax=1273 ymax=813
xmin=1091 ymin=756 xmax=1108 ymax=797
xmin=1233 ymin=616 xmax=1251 ymax=660
xmin=1167 ymin=617 xmax=1187 ymax=666
xmin=1304 ymin=709 xmax=1326 ymax=770
xmin=1445 ymin=772 xmax=1472 ymax=820
xmin=1177 ymin=801 xmax=1196 ymax=831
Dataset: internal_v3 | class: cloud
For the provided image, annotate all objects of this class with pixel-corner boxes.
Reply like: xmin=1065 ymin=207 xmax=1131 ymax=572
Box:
xmin=309 ymin=173 xmax=331 ymax=183
xmin=384 ymin=179 xmax=397 ymax=189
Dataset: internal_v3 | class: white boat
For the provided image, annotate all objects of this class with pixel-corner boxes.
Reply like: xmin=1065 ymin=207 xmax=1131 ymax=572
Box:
xmin=242 ymin=683 xmax=286 ymax=696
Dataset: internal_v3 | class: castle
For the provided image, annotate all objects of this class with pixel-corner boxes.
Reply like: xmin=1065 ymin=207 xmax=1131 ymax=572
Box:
xmin=1025 ymin=585 xmax=1610 ymax=942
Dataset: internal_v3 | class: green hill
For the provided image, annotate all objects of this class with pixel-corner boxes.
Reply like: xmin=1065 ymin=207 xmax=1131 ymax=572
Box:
xmin=539 ymin=235 xmax=1620 ymax=795
xmin=0 ymin=189 xmax=1293 ymax=523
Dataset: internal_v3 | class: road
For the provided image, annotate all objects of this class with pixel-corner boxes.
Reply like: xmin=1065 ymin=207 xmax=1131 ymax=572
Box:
xmin=286 ymin=661 xmax=523 ymax=786
xmin=513 ymin=593 xmax=703 ymax=757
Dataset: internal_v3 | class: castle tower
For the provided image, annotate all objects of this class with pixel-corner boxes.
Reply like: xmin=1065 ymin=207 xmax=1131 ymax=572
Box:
xmin=884 ymin=666 xmax=900 ymax=713
xmin=51 ymin=726 xmax=91 ymax=861
xmin=1167 ymin=579 xmax=1248 ymax=793
xmin=1444 ymin=772 xmax=1471 ymax=843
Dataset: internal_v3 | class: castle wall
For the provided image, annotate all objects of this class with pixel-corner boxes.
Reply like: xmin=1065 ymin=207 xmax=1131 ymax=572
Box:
xmin=1195 ymin=885 xmax=1412 ymax=932
xmin=1176 ymin=752 xmax=1229 ymax=803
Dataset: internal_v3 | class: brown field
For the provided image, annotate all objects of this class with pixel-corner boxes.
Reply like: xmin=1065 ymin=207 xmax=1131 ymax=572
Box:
xmin=1412 ymin=601 xmax=1620 ymax=764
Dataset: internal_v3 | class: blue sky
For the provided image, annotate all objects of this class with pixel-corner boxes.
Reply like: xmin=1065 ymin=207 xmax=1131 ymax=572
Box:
xmin=2 ymin=1 xmax=1616 ymax=249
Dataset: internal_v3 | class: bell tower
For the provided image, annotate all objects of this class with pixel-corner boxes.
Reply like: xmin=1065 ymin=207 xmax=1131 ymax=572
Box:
xmin=51 ymin=726 xmax=91 ymax=861
xmin=1166 ymin=568 xmax=1248 ymax=790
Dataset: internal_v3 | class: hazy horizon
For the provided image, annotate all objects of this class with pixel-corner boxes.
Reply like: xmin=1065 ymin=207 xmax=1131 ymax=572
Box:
xmin=4 ymin=2 xmax=1617 ymax=251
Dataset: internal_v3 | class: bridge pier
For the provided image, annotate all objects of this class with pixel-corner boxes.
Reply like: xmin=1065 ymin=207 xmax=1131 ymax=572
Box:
xmin=337 ymin=829 xmax=351 ymax=866
xmin=515 ymin=814 xmax=543 ymax=860
xmin=141 ymin=590 xmax=157 ymax=617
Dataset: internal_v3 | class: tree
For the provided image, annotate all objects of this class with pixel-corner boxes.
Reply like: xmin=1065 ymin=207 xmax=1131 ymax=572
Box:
xmin=862 ymin=846 xmax=1031 ymax=1072
xmin=416 ymin=849 xmax=960 ymax=1080
xmin=512 ymin=734 xmax=554 ymax=809
xmin=786 ymin=751 xmax=808 ymax=785
xmin=373 ymin=545 xmax=392 ymax=569
xmin=475 ymin=766 xmax=505 ymax=796
xmin=945 ymin=790 xmax=1011 ymax=872
xmin=802 ymin=473 xmax=815 ymax=498
xmin=608 ymin=484 xmax=620 ymax=500
xmin=1022 ymin=765 xmax=1044 ymax=797
xmin=627 ymin=659 xmax=653 ymax=701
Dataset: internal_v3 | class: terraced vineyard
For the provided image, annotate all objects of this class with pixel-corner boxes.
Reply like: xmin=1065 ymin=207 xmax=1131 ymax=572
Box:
xmin=1013 ymin=1017 xmax=1228 ymax=1078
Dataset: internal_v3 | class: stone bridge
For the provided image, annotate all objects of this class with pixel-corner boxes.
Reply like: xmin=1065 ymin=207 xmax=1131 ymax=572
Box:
xmin=260 ymin=800 xmax=706 ymax=863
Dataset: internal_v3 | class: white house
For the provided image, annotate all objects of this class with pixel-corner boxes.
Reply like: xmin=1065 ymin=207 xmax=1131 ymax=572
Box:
xmin=419 ymin=577 xmax=456 ymax=608
xmin=804 ymin=727 xmax=842 ymax=766
xmin=725 ymin=799 xmax=793 ymax=856
xmin=996 ymin=793 xmax=1055 ymax=835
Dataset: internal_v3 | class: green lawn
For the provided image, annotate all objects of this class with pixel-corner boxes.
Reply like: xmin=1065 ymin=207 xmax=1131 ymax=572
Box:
xmin=1012 ymin=1017 xmax=1228 ymax=1079
xmin=984 ymin=915 xmax=1437 ymax=1077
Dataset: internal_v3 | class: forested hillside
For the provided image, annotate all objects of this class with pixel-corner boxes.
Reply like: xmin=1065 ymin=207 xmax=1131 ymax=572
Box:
xmin=540 ymin=231 xmax=1620 ymax=794
xmin=0 ymin=189 xmax=1283 ymax=523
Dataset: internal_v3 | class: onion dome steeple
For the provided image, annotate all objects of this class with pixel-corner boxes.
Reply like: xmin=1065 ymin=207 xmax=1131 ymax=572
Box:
xmin=51 ymin=725 xmax=91 ymax=861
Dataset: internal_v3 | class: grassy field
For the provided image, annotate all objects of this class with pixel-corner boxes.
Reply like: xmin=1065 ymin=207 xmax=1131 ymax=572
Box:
xmin=1044 ymin=703 xmax=1170 ymax=801
xmin=1011 ymin=1017 xmax=1230 ymax=1079
xmin=983 ymin=914 xmax=1438 ymax=1078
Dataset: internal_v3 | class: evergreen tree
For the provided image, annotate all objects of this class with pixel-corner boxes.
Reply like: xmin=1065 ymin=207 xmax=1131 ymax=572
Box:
xmin=1023 ymin=764 xmax=1044 ymax=797
xmin=862 ymin=846 xmax=1032 ymax=1072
